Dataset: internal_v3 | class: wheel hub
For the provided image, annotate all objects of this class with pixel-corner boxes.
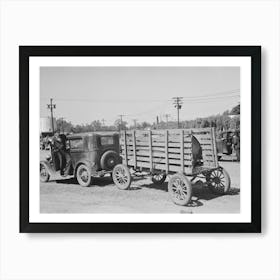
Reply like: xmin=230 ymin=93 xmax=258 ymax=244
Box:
xmin=213 ymin=177 xmax=220 ymax=184
xmin=115 ymin=168 xmax=127 ymax=184
xmin=81 ymin=170 xmax=88 ymax=181
xmin=40 ymin=167 xmax=47 ymax=176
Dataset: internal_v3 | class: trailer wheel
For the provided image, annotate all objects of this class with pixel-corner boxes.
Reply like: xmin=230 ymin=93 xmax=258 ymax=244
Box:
xmin=168 ymin=173 xmax=192 ymax=206
xmin=151 ymin=172 xmax=167 ymax=185
xmin=40 ymin=163 xmax=50 ymax=182
xmin=112 ymin=164 xmax=132 ymax=190
xmin=206 ymin=167 xmax=231 ymax=194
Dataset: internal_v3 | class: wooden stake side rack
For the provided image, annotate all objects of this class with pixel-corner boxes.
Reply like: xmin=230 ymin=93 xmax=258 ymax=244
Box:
xmin=120 ymin=127 xmax=218 ymax=176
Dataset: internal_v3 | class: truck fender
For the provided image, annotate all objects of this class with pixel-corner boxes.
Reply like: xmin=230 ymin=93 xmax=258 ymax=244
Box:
xmin=74 ymin=160 xmax=97 ymax=177
xmin=40 ymin=160 xmax=56 ymax=177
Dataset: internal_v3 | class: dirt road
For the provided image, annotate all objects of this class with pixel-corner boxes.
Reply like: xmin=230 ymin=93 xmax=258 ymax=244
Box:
xmin=40 ymin=157 xmax=240 ymax=213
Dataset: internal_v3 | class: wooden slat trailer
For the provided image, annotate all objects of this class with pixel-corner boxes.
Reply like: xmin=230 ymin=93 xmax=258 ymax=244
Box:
xmin=112 ymin=128 xmax=231 ymax=206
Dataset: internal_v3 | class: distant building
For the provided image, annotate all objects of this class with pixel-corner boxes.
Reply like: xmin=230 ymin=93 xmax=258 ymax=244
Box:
xmin=40 ymin=117 xmax=57 ymax=136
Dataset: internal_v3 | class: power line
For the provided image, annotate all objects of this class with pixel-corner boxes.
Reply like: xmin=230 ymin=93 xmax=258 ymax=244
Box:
xmin=125 ymin=100 xmax=170 ymax=117
xmin=182 ymin=89 xmax=240 ymax=99
xmin=41 ymin=89 xmax=240 ymax=103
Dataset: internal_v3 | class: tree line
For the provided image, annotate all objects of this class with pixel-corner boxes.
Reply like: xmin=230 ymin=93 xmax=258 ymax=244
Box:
xmin=56 ymin=104 xmax=240 ymax=134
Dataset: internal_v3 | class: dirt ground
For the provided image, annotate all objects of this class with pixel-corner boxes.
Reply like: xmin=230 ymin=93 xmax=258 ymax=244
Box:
xmin=40 ymin=151 xmax=240 ymax=214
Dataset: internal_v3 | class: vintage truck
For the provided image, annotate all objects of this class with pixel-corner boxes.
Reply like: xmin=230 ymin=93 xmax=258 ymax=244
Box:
xmin=216 ymin=130 xmax=240 ymax=161
xmin=40 ymin=132 xmax=121 ymax=187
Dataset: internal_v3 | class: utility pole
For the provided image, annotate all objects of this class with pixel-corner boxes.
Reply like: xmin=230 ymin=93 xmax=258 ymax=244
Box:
xmin=172 ymin=97 xmax=183 ymax=129
xmin=118 ymin=114 xmax=125 ymax=131
xmin=61 ymin=117 xmax=64 ymax=134
xmin=101 ymin=119 xmax=106 ymax=126
xmin=156 ymin=116 xmax=159 ymax=129
xmin=47 ymin=98 xmax=56 ymax=135
xmin=164 ymin=114 xmax=171 ymax=128
xmin=132 ymin=119 xmax=137 ymax=129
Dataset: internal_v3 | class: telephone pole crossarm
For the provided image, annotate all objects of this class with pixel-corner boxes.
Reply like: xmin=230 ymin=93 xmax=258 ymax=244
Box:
xmin=172 ymin=97 xmax=183 ymax=128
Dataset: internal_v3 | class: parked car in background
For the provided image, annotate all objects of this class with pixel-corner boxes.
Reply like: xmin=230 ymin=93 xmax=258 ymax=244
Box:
xmin=216 ymin=130 xmax=240 ymax=161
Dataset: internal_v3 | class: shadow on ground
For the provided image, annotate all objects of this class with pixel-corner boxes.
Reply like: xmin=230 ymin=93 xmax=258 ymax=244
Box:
xmin=140 ymin=180 xmax=240 ymax=207
xmin=52 ymin=175 xmax=239 ymax=208
xmin=54 ymin=176 xmax=114 ymax=187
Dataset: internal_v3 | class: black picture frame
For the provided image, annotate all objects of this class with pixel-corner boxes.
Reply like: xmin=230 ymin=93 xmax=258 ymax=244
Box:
xmin=20 ymin=46 xmax=261 ymax=233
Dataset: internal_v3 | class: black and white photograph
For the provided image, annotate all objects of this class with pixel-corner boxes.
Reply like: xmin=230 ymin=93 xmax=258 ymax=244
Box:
xmin=20 ymin=46 xmax=260 ymax=232
xmin=39 ymin=66 xmax=241 ymax=214
xmin=3 ymin=1 xmax=280 ymax=279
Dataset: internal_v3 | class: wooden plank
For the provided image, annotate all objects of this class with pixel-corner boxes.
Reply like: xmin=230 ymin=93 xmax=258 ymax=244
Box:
xmin=126 ymin=156 xmax=192 ymax=166
xmin=149 ymin=130 xmax=153 ymax=171
xmin=126 ymin=159 xmax=193 ymax=174
xmin=123 ymin=128 xmax=211 ymax=136
xmin=126 ymin=130 xmax=192 ymax=137
xmin=120 ymin=141 xmax=192 ymax=148
xmin=124 ymin=145 xmax=192 ymax=155
xmin=124 ymin=152 xmax=193 ymax=160
xmin=191 ymin=128 xmax=212 ymax=134
xmin=123 ymin=131 xmax=128 ymax=165
xmin=181 ymin=130 xmax=184 ymax=172
xmin=196 ymin=139 xmax=213 ymax=145
xmin=121 ymin=137 xmax=192 ymax=144
xmin=165 ymin=130 xmax=169 ymax=173
xmin=211 ymin=127 xmax=218 ymax=168
xmin=124 ymin=152 xmax=193 ymax=161
xmin=132 ymin=130 xmax=137 ymax=169
xmin=125 ymin=149 xmax=193 ymax=158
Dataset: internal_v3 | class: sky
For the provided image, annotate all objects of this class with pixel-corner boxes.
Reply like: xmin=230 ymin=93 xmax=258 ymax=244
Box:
xmin=40 ymin=67 xmax=240 ymax=126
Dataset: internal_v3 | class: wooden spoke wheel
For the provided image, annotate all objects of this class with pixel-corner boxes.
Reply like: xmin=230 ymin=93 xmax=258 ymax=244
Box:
xmin=206 ymin=168 xmax=231 ymax=194
xmin=76 ymin=164 xmax=92 ymax=187
xmin=112 ymin=164 xmax=132 ymax=190
xmin=40 ymin=163 xmax=50 ymax=182
xmin=168 ymin=173 xmax=192 ymax=206
xmin=151 ymin=172 xmax=167 ymax=185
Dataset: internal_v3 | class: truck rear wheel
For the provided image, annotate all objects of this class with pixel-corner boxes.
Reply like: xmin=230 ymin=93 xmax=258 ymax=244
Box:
xmin=168 ymin=173 xmax=192 ymax=206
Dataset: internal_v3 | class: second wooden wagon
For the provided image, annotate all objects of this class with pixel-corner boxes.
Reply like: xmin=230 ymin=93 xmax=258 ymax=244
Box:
xmin=112 ymin=127 xmax=231 ymax=206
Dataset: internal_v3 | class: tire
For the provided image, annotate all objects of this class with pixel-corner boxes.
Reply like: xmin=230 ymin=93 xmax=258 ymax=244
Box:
xmin=76 ymin=164 xmax=92 ymax=187
xmin=168 ymin=173 xmax=192 ymax=206
xmin=206 ymin=168 xmax=231 ymax=194
xmin=40 ymin=163 xmax=50 ymax=182
xmin=151 ymin=172 xmax=167 ymax=185
xmin=100 ymin=150 xmax=121 ymax=171
xmin=112 ymin=164 xmax=132 ymax=190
